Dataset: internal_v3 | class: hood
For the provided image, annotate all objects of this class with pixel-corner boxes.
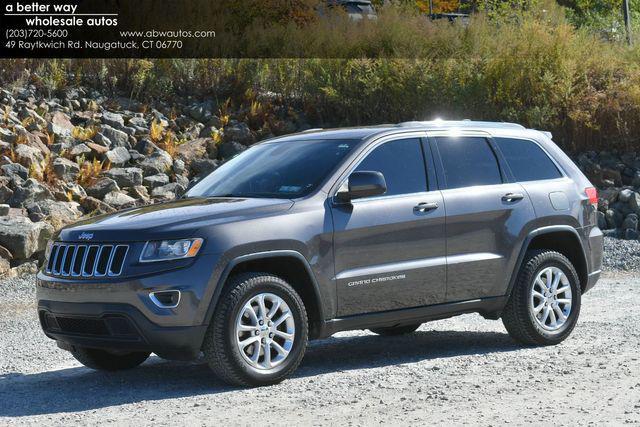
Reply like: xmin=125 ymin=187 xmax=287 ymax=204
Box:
xmin=58 ymin=197 xmax=294 ymax=242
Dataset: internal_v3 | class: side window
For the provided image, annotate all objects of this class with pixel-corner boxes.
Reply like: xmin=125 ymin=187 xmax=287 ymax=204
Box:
xmin=435 ymin=137 xmax=502 ymax=189
xmin=495 ymin=138 xmax=562 ymax=182
xmin=354 ymin=138 xmax=427 ymax=196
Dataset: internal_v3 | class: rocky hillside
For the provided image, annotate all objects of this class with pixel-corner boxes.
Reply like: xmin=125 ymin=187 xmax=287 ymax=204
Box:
xmin=0 ymin=84 xmax=639 ymax=278
xmin=0 ymin=85 xmax=306 ymax=277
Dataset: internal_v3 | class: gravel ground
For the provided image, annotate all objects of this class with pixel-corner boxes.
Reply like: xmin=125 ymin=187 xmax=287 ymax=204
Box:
xmin=1 ymin=243 xmax=639 ymax=425
xmin=603 ymin=237 xmax=640 ymax=272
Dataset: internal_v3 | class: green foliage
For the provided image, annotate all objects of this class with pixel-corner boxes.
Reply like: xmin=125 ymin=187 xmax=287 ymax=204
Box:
xmin=1 ymin=2 xmax=640 ymax=151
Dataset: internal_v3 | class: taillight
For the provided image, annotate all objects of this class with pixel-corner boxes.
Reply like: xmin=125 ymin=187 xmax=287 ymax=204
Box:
xmin=585 ymin=187 xmax=598 ymax=207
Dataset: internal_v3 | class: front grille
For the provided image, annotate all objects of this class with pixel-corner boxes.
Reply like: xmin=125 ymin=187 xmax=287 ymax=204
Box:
xmin=45 ymin=243 xmax=129 ymax=278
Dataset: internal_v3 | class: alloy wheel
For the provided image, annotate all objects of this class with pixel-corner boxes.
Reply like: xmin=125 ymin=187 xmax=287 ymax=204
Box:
xmin=530 ymin=266 xmax=573 ymax=331
xmin=235 ymin=293 xmax=296 ymax=371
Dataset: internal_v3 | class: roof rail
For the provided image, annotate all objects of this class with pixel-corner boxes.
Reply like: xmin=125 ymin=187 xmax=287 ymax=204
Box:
xmin=396 ymin=120 xmax=525 ymax=130
xmin=301 ymin=128 xmax=324 ymax=133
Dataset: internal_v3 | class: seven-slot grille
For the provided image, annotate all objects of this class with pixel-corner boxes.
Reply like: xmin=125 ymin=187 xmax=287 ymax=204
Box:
xmin=45 ymin=243 xmax=129 ymax=278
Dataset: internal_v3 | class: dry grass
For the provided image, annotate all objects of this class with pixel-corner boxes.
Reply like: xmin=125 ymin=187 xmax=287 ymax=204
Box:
xmin=71 ymin=126 xmax=98 ymax=141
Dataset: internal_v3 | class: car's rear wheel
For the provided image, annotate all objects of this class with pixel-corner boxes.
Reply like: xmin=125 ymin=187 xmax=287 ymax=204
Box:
xmin=203 ymin=273 xmax=308 ymax=387
xmin=502 ymin=250 xmax=581 ymax=346
xmin=70 ymin=347 xmax=150 ymax=371
xmin=370 ymin=323 xmax=421 ymax=336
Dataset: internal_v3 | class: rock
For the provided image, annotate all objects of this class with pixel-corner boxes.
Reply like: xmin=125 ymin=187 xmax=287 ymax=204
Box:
xmin=92 ymin=132 xmax=111 ymax=147
xmin=9 ymin=179 xmax=54 ymax=208
xmin=191 ymin=158 xmax=219 ymax=177
xmin=128 ymin=149 xmax=145 ymax=163
xmin=0 ymin=215 xmax=53 ymax=259
xmin=0 ymin=256 xmax=10 ymax=276
xmin=624 ymin=229 xmax=640 ymax=240
xmin=175 ymin=175 xmax=190 ymax=188
xmin=129 ymin=185 xmax=150 ymax=202
xmin=151 ymin=183 xmax=185 ymax=199
xmin=105 ymin=146 xmax=131 ymax=166
xmin=605 ymin=209 xmax=623 ymax=229
xmin=630 ymin=192 xmax=640 ymax=214
xmin=218 ymin=141 xmax=245 ymax=159
xmin=143 ymin=173 xmax=170 ymax=189
xmin=139 ymin=150 xmax=172 ymax=175
xmin=52 ymin=157 xmax=80 ymax=181
xmin=188 ymin=102 xmax=213 ymax=122
xmin=100 ymin=125 xmax=130 ymax=149
xmin=13 ymin=143 xmax=44 ymax=168
xmin=173 ymin=158 xmax=186 ymax=175
xmin=69 ymin=143 xmax=92 ymax=158
xmin=25 ymin=199 xmax=83 ymax=229
xmin=224 ymin=122 xmax=254 ymax=145
xmin=175 ymin=138 xmax=217 ymax=168
xmin=85 ymin=177 xmax=119 ymax=199
xmin=103 ymin=167 xmax=143 ymax=188
xmin=8 ymin=259 xmax=39 ymax=277
xmin=101 ymin=111 xmax=125 ymax=129
xmin=103 ymin=191 xmax=136 ymax=208
xmin=622 ymin=213 xmax=638 ymax=232
xmin=86 ymin=141 xmax=109 ymax=157
xmin=597 ymin=211 xmax=607 ymax=230
xmin=619 ymin=188 xmax=633 ymax=203
xmin=0 ymin=204 xmax=8 ymax=215
xmin=0 ymin=186 xmax=14 ymax=204
xmin=134 ymin=138 xmax=161 ymax=155
xmin=48 ymin=111 xmax=74 ymax=137
xmin=0 ymin=127 xmax=17 ymax=143
xmin=0 ymin=244 xmax=13 ymax=260
xmin=1 ymin=163 xmax=29 ymax=181
xmin=79 ymin=196 xmax=115 ymax=215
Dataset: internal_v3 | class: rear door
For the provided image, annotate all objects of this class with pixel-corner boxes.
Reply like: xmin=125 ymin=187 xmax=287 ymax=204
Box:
xmin=430 ymin=134 xmax=536 ymax=302
xmin=331 ymin=135 xmax=447 ymax=317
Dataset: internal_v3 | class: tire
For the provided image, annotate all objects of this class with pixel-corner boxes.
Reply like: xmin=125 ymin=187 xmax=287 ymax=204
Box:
xmin=502 ymin=250 xmax=581 ymax=346
xmin=370 ymin=323 xmax=421 ymax=336
xmin=203 ymin=273 xmax=309 ymax=387
xmin=70 ymin=347 xmax=150 ymax=371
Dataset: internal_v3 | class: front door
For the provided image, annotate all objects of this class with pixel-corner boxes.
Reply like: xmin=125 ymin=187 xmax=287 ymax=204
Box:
xmin=331 ymin=137 xmax=447 ymax=317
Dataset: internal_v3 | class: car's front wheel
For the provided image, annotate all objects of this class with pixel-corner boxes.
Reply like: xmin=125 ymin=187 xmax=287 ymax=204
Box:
xmin=203 ymin=273 xmax=308 ymax=387
xmin=502 ymin=250 xmax=581 ymax=346
xmin=70 ymin=347 xmax=150 ymax=371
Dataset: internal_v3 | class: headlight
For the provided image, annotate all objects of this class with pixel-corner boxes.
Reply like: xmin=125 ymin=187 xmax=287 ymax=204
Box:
xmin=139 ymin=238 xmax=204 ymax=263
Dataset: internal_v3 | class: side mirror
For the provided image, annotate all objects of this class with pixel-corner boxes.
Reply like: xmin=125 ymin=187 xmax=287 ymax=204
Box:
xmin=337 ymin=171 xmax=387 ymax=202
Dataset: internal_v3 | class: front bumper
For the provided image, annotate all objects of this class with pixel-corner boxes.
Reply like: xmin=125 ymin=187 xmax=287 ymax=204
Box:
xmin=39 ymin=300 xmax=207 ymax=359
xmin=36 ymin=252 xmax=221 ymax=358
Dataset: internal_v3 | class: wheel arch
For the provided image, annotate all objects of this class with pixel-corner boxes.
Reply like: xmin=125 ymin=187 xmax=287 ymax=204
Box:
xmin=507 ymin=226 xmax=589 ymax=297
xmin=204 ymin=250 xmax=325 ymax=339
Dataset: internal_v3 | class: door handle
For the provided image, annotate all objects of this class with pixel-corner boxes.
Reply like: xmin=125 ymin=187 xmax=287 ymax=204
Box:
xmin=414 ymin=202 xmax=439 ymax=212
xmin=502 ymin=193 xmax=525 ymax=202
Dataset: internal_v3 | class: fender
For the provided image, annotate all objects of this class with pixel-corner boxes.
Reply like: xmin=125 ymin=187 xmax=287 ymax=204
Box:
xmin=505 ymin=225 xmax=588 ymax=299
xmin=202 ymin=250 xmax=326 ymax=331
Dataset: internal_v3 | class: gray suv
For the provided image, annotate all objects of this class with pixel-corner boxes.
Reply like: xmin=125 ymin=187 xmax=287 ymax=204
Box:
xmin=37 ymin=121 xmax=603 ymax=386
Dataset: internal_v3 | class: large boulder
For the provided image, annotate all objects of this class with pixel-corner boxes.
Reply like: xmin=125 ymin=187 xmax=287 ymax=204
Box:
xmin=0 ymin=215 xmax=54 ymax=259
xmin=1 ymin=163 xmax=28 ymax=181
xmin=52 ymin=157 xmax=80 ymax=181
xmin=13 ymin=143 xmax=44 ymax=169
xmin=151 ymin=182 xmax=185 ymax=200
xmin=103 ymin=167 xmax=143 ymax=188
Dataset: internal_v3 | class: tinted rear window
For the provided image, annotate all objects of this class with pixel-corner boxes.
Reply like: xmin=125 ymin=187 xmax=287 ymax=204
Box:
xmin=435 ymin=137 xmax=502 ymax=189
xmin=495 ymin=138 xmax=562 ymax=182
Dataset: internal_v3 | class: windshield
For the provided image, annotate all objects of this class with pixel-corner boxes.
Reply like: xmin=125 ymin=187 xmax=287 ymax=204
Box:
xmin=186 ymin=139 xmax=358 ymax=199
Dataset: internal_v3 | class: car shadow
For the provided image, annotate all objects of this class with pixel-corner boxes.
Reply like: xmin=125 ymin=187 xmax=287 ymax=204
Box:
xmin=0 ymin=329 xmax=519 ymax=417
